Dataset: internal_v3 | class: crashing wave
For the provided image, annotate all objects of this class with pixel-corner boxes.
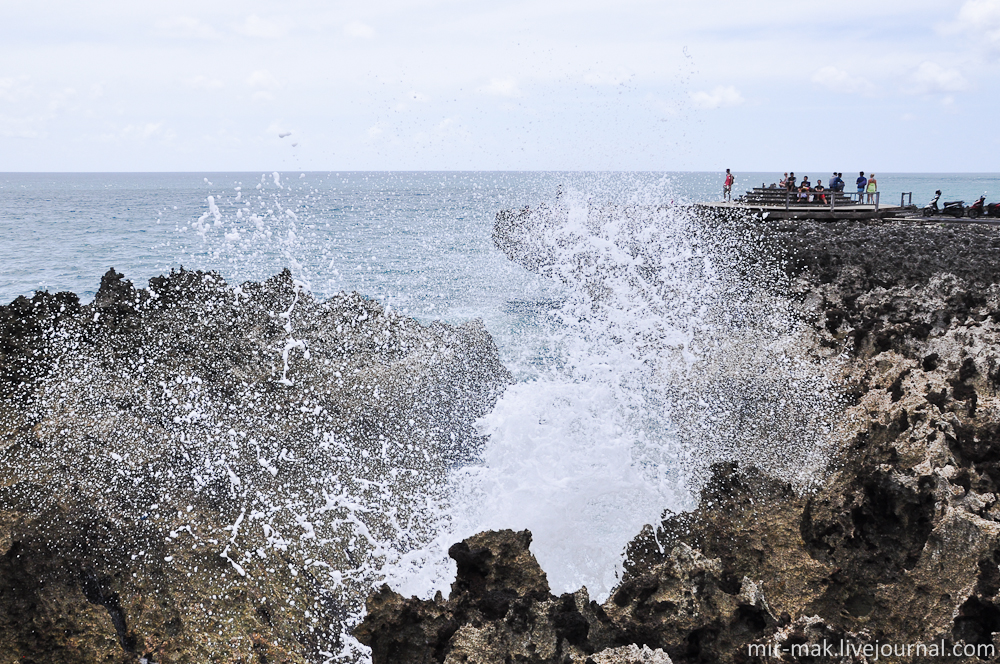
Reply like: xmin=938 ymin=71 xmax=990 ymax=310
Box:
xmin=493 ymin=198 xmax=842 ymax=493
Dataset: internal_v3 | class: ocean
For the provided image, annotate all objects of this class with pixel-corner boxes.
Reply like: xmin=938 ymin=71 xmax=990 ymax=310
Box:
xmin=6 ymin=171 xmax=1000 ymax=307
xmin=3 ymin=170 xmax=999 ymax=659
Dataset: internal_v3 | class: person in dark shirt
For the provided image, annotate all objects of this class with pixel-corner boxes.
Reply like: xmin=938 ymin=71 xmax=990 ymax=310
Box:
xmin=787 ymin=172 xmax=797 ymax=191
xmin=834 ymin=173 xmax=845 ymax=192
xmin=814 ymin=181 xmax=827 ymax=205
xmin=856 ymin=171 xmax=867 ymax=202
xmin=798 ymin=176 xmax=812 ymax=202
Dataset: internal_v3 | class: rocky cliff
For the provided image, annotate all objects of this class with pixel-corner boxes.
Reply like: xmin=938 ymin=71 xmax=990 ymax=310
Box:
xmin=356 ymin=218 xmax=1000 ymax=663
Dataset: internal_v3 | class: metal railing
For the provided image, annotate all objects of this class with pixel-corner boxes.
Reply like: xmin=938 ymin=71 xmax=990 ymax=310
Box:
xmin=900 ymin=192 xmax=913 ymax=207
xmin=842 ymin=191 xmax=881 ymax=210
xmin=781 ymin=188 xmax=880 ymax=212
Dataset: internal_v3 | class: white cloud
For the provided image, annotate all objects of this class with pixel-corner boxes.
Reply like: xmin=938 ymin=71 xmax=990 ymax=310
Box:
xmin=0 ymin=76 xmax=32 ymax=102
xmin=583 ymin=68 xmax=633 ymax=86
xmin=368 ymin=124 xmax=383 ymax=138
xmin=121 ymin=123 xmax=164 ymax=140
xmin=0 ymin=114 xmax=43 ymax=139
xmin=811 ymin=66 xmax=877 ymax=95
xmin=954 ymin=0 xmax=1000 ymax=48
xmin=910 ymin=62 xmax=968 ymax=94
xmin=48 ymin=88 xmax=77 ymax=112
xmin=155 ymin=16 xmax=220 ymax=40
xmin=412 ymin=116 xmax=470 ymax=146
xmin=237 ymin=15 xmax=292 ymax=39
xmin=247 ymin=70 xmax=281 ymax=89
xmin=247 ymin=70 xmax=280 ymax=102
xmin=479 ymin=78 xmax=521 ymax=97
xmin=267 ymin=122 xmax=294 ymax=138
xmin=343 ymin=21 xmax=375 ymax=39
xmin=689 ymin=85 xmax=744 ymax=109
xmin=93 ymin=122 xmax=172 ymax=144
xmin=184 ymin=76 xmax=224 ymax=91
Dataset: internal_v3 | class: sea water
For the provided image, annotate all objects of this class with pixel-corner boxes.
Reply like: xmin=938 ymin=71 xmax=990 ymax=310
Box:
xmin=1 ymin=171 xmax=997 ymax=657
xmin=5 ymin=171 xmax=1000 ymax=307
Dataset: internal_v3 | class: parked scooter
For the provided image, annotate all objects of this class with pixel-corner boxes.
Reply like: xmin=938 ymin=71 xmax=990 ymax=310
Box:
xmin=922 ymin=190 xmax=967 ymax=218
xmin=986 ymin=202 xmax=1000 ymax=218
xmin=942 ymin=198 xmax=967 ymax=218
xmin=922 ymin=190 xmax=942 ymax=216
xmin=968 ymin=195 xmax=987 ymax=219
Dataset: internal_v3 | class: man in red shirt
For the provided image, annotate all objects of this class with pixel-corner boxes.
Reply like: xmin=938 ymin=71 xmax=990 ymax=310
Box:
xmin=723 ymin=169 xmax=735 ymax=202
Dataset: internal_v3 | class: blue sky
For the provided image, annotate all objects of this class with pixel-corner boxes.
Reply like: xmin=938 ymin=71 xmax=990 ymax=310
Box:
xmin=1 ymin=0 xmax=997 ymax=171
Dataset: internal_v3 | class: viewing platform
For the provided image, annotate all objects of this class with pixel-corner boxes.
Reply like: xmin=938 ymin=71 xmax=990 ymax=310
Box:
xmin=696 ymin=186 xmax=913 ymax=221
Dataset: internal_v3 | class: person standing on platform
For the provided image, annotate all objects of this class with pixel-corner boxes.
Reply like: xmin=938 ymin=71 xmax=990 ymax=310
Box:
xmin=856 ymin=171 xmax=867 ymax=203
xmin=866 ymin=174 xmax=877 ymax=204
xmin=723 ymin=169 xmax=735 ymax=202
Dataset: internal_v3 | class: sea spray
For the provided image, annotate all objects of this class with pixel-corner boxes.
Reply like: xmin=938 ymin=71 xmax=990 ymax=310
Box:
xmin=178 ymin=174 xmax=843 ymax=623
xmin=0 ymin=173 xmax=845 ymax=662
xmin=409 ymin=184 xmax=846 ymax=601
xmin=0 ymin=268 xmax=510 ymax=662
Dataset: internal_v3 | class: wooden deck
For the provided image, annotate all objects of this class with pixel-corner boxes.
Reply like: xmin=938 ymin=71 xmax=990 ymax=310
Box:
xmin=697 ymin=201 xmax=910 ymax=221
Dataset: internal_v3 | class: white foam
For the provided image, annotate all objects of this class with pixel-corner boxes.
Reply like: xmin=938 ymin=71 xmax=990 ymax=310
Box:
xmin=387 ymin=180 xmax=840 ymax=602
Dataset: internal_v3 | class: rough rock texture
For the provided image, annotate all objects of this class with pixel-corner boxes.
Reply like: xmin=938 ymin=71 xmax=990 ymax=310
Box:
xmin=354 ymin=530 xmax=674 ymax=664
xmin=358 ymin=219 xmax=1000 ymax=663
xmin=0 ymin=268 xmax=512 ymax=664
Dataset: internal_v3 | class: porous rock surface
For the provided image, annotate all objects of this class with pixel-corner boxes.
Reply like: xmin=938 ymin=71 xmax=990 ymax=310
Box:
xmin=357 ymin=220 xmax=1000 ymax=663
xmin=0 ymin=268 xmax=511 ymax=664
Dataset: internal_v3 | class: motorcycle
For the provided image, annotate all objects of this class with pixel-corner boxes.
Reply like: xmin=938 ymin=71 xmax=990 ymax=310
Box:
xmin=986 ymin=202 xmax=1000 ymax=218
xmin=942 ymin=199 xmax=967 ymax=218
xmin=922 ymin=190 xmax=942 ymax=216
xmin=968 ymin=195 xmax=987 ymax=219
xmin=923 ymin=190 xmax=968 ymax=218
xmin=924 ymin=189 xmax=941 ymax=217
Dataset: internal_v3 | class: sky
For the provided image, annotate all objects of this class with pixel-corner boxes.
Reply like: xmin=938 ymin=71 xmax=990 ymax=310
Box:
xmin=1 ymin=0 xmax=998 ymax=172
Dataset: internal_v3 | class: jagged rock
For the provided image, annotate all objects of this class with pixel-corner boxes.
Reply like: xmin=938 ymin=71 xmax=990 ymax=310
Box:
xmin=359 ymin=218 xmax=1000 ymax=663
xmin=0 ymin=268 xmax=513 ymax=663
xmin=587 ymin=644 xmax=672 ymax=663
xmin=355 ymin=529 xmax=614 ymax=664
xmin=743 ymin=615 xmax=871 ymax=663
xmin=355 ymin=530 xmax=775 ymax=663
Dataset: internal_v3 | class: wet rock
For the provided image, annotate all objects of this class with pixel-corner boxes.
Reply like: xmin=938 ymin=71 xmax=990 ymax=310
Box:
xmin=360 ymin=218 xmax=1000 ymax=663
xmin=355 ymin=528 xmax=776 ymax=663
xmin=356 ymin=529 xmax=623 ymax=663
xmin=0 ymin=268 xmax=513 ymax=663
